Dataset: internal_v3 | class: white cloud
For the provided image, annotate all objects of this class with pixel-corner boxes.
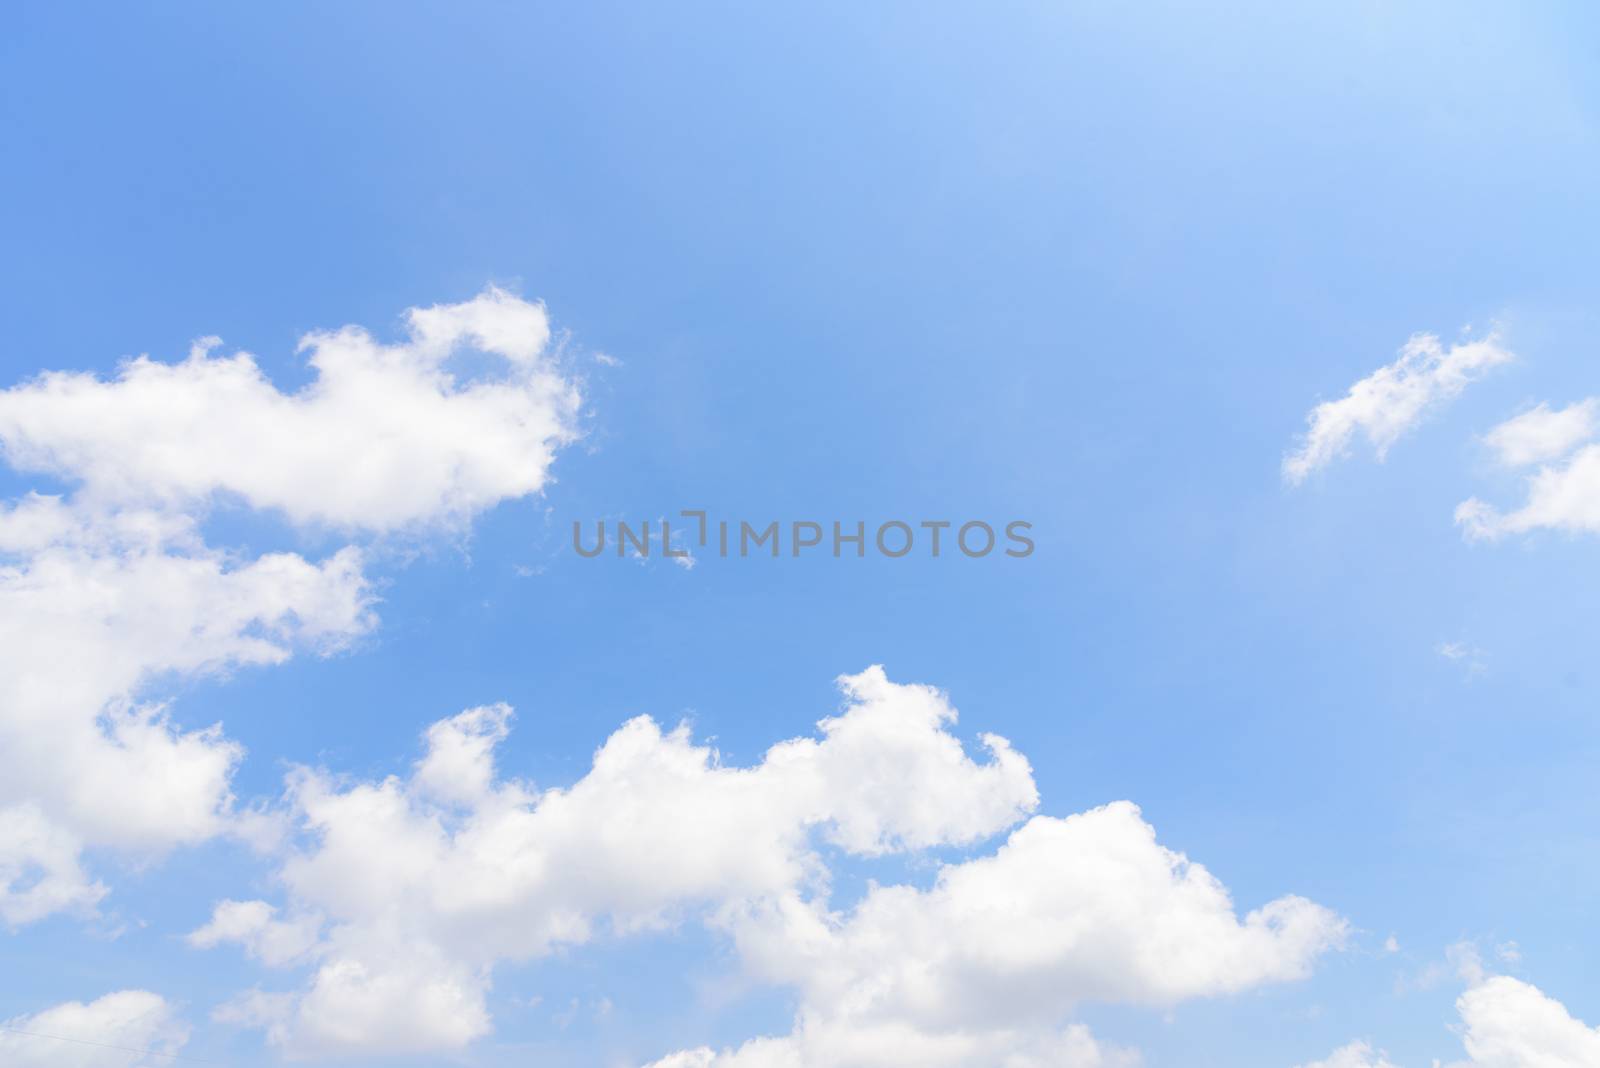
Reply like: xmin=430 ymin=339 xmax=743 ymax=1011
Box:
xmin=671 ymin=801 xmax=1344 ymax=1067
xmin=0 ymin=504 xmax=372 ymax=920
xmin=646 ymin=1020 xmax=1136 ymax=1068
xmin=1293 ymin=1041 xmax=1400 ymax=1068
xmin=0 ymin=288 xmax=580 ymax=924
xmin=1457 ymin=437 xmax=1600 ymax=540
xmin=0 ymin=286 xmax=579 ymax=532
xmin=1455 ymin=975 xmax=1600 ymax=1067
xmin=1283 ymin=331 xmax=1513 ymax=485
xmin=0 ymin=803 xmax=105 ymax=927
xmin=0 ymin=991 xmax=188 ymax=1068
xmin=1482 ymin=400 xmax=1598 ymax=468
xmin=1457 ymin=398 xmax=1600 ymax=540
xmin=194 ymin=668 xmax=1343 ymax=1063
xmin=187 ymin=899 xmax=322 ymax=967
xmin=727 ymin=802 xmax=1343 ymax=1009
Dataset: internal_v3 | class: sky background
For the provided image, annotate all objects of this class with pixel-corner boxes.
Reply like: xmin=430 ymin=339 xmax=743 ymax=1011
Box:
xmin=3 ymin=3 xmax=1600 ymax=1066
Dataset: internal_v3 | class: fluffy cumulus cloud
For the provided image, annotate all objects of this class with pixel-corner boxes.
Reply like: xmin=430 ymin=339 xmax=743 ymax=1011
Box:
xmin=1454 ymin=975 xmax=1600 ymax=1067
xmin=0 ymin=288 xmax=579 ymax=927
xmin=0 ymin=990 xmax=188 ymax=1067
xmin=662 ymin=800 xmax=1343 ymax=1067
xmin=0 ymin=802 xmax=106 ymax=927
xmin=1283 ymin=331 xmax=1513 ymax=485
xmin=190 ymin=668 xmax=1344 ymax=1064
xmin=0 ymin=286 xmax=577 ymax=531
xmin=187 ymin=898 xmax=322 ymax=968
xmin=1457 ymin=397 xmax=1600 ymax=540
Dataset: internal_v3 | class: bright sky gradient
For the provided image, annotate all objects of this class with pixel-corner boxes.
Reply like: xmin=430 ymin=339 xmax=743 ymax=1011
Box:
xmin=4 ymin=4 xmax=1600 ymax=1067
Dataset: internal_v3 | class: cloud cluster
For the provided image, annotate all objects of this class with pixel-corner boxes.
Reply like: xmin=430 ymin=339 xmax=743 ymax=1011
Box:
xmin=190 ymin=668 xmax=1345 ymax=1063
xmin=4 ymin=289 xmax=1344 ymax=1065
xmin=0 ymin=990 xmax=187 ymax=1068
xmin=0 ymin=289 xmax=579 ymax=927
xmin=1283 ymin=331 xmax=1513 ymax=485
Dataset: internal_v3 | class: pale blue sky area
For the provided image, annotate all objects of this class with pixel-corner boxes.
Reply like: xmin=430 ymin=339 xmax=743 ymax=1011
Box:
xmin=4 ymin=4 xmax=1600 ymax=1066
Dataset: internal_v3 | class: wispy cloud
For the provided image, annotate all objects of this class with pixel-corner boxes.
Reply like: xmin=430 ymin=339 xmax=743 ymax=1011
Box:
xmin=1437 ymin=640 xmax=1487 ymax=678
xmin=1482 ymin=399 xmax=1599 ymax=467
xmin=1284 ymin=331 xmax=1513 ymax=485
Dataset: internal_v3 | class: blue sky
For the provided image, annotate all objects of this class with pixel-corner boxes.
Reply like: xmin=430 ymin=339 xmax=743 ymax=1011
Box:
xmin=3 ymin=3 xmax=1600 ymax=1066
